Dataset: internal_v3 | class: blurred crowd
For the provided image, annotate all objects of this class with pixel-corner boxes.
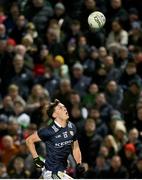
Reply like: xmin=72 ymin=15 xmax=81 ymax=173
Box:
xmin=0 ymin=0 xmax=142 ymax=178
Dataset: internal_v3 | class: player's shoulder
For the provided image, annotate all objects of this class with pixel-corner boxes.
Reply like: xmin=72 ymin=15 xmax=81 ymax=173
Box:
xmin=68 ymin=121 xmax=76 ymax=130
xmin=48 ymin=121 xmax=61 ymax=133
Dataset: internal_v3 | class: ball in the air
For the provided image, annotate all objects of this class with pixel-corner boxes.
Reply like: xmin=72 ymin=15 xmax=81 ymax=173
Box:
xmin=88 ymin=11 xmax=106 ymax=30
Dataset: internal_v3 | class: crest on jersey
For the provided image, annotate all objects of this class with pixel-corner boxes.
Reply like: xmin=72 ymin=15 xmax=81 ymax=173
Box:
xmin=69 ymin=131 xmax=74 ymax=136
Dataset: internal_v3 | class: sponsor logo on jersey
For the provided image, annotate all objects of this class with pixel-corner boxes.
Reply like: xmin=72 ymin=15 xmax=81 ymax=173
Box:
xmin=55 ymin=140 xmax=73 ymax=148
xmin=69 ymin=131 xmax=74 ymax=136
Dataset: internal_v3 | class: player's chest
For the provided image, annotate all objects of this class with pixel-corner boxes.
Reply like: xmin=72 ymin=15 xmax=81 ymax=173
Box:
xmin=50 ymin=129 xmax=75 ymax=146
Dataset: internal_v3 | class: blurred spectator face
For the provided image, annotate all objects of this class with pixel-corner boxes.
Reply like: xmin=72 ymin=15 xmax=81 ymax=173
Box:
xmin=78 ymin=48 xmax=87 ymax=60
xmin=99 ymin=146 xmax=109 ymax=158
xmin=70 ymin=21 xmax=80 ymax=34
xmin=60 ymin=79 xmax=71 ymax=93
xmin=90 ymin=109 xmax=100 ymax=119
xmin=85 ymin=0 xmax=96 ymax=10
xmin=105 ymin=56 xmax=114 ymax=68
xmin=89 ymin=83 xmax=98 ymax=94
xmin=85 ymin=119 xmax=96 ymax=134
xmin=96 ymin=156 xmax=106 ymax=169
xmin=71 ymin=107 xmax=81 ymax=118
xmin=96 ymin=93 xmax=106 ymax=106
xmin=119 ymin=47 xmax=128 ymax=59
xmin=104 ymin=135 xmax=115 ymax=148
xmin=13 ymin=54 xmax=24 ymax=72
xmin=54 ymin=3 xmax=65 ymax=17
xmin=112 ymin=21 xmax=121 ymax=32
xmin=111 ymin=0 xmax=121 ymax=9
xmin=15 ymin=45 xmax=26 ymax=56
xmin=72 ymin=67 xmax=83 ymax=78
xmin=130 ymin=84 xmax=140 ymax=95
xmin=128 ymin=128 xmax=139 ymax=142
xmin=16 ymin=15 xmax=26 ymax=28
xmin=46 ymin=28 xmax=58 ymax=43
xmin=115 ymin=129 xmax=125 ymax=140
xmin=14 ymin=102 xmax=24 ymax=115
xmin=0 ymin=24 xmax=6 ymax=37
xmin=99 ymin=47 xmax=107 ymax=58
xmin=70 ymin=93 xmax=80 ymax=105
xmin=78 ymin=36 xmax=87 ymax=46
xmin=32 ymin=84 xmax=44 ymax=98
xmin=137 ymin=160 xmax=142 ymax=171
xmin=8 ymin=121 xmax=20 ymax=135
xmin=137 ymin=108 xmax=142 ymax=121
xmin=90 ymin=48 xmax=99 ymax=60
xmin=107 ymin=81 xmax=117 ymax=93
xmin=2 ymin=135 xmax=13 ymax=149
xmin=126 ymin=64 xmax=136 ymax=75
xmin=32 ymin=0 xmax=44 ymax=7
xmin=124 ymin=149 xmax=134 ymax=158
xmin=3 ymin=96 xmax=13 ymax=109
xmin=10 ymin=3 xmax=20 ymax=18
xmin=14 ymin=157 xmax=24 ymax=172
xmin=8 ymin=84 xmax=19 ymax=99
xmin=111 ymin=156 xmax=121 ymax=169
xmin=22 ymin=34 xmax=33 ymax=47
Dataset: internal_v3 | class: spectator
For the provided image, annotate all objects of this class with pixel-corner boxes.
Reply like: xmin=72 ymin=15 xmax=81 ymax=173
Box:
xmin=106 ymin=155 xmax=128 ymax=178
xmin=27 ymin=84 xmax=49 ymax=111
xmin=0 ymin=135 xmax=20 ymax=166
xmin=8 ymin=84 xmax=26 ymax=106
xmin=130 ymin=155 xmax=142 ymax=178
xmin=9 ymin=100 xmax=30 ymax=129
xmin=10 ymin=15 xmax=27 ymax=44
xmin=79 ymin=118 xmax=103 ymax=166
xmin=106 ymin=0 xmax=128 ymax=33
xmin=105 ymin=80 xmax=123 ymax=109
xmin=82 ymin=83 xmax=99 ymax=108
xmin=0 ymin=163 xmax=9 ymax=178
xmin=88 ymin=108 xmax=108 ymax=137
xmin=8 ymin=157 xmax=30 ymax=178
xmin=24 ymin=0 xmax=53 ymax=35
xmin=103 ymin=135 xmax=119 ymax=158
xmin=106 ymin=19 xmax=128 ymax=52
xmin=71 ymin=62 xmax=92 ymax=97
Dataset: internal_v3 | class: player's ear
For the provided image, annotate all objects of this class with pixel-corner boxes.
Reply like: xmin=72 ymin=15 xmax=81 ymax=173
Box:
xmin=52 ymin=111 xmax=56 ymax=119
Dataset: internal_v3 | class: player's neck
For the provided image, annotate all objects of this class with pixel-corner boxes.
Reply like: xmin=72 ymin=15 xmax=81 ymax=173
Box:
xmin=55 ymin=118 xmax=68 ymax=128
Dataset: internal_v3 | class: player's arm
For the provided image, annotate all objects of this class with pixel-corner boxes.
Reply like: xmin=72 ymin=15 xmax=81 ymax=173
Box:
xmin=26 ymin=131 xmax=44 ymax=168
xmin=72 ymin=140 xmax=85 ymax=174
xmin=72 ymin=140 xmax=82 ymax=164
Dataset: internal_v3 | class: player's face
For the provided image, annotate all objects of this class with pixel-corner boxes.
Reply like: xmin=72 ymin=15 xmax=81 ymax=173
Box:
xmin=54 ymin=103 xmax=69 ymax=120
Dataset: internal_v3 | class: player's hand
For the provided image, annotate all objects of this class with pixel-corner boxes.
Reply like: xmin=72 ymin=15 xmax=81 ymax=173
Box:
xmin=33 ymin=157 xmax=45 ymax=168
xmin=76 ymin=163 xmax=85 ymax=174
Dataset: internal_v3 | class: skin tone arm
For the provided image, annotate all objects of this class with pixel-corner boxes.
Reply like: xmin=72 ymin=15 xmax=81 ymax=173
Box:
xmin=26 ymin=131 xmax=41 ymax=158
xmin=72 ymin=140 xmax=82 ymax=164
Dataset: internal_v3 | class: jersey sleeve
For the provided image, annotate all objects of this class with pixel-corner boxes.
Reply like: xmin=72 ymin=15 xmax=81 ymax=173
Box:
xmin=37 ymin=127 xmax=51 ymax=142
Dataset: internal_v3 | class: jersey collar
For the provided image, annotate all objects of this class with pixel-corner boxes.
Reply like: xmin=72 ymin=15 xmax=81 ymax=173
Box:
xmin=54 ymin=120 xmax=62 ymax=128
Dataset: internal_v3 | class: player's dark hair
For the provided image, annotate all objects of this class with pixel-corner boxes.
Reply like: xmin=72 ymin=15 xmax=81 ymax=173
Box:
xmin=47 ymin=99 xmax=60 ymax=119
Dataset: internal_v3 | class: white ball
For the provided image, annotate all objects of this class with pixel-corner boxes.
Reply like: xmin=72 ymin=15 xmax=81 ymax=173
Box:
xmin=88 ymin=11 xmax=106 ymax=30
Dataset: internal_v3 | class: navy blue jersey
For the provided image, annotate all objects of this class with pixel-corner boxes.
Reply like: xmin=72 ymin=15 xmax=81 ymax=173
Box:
xmin=37 ymin=121 xmax=77 ymax=173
